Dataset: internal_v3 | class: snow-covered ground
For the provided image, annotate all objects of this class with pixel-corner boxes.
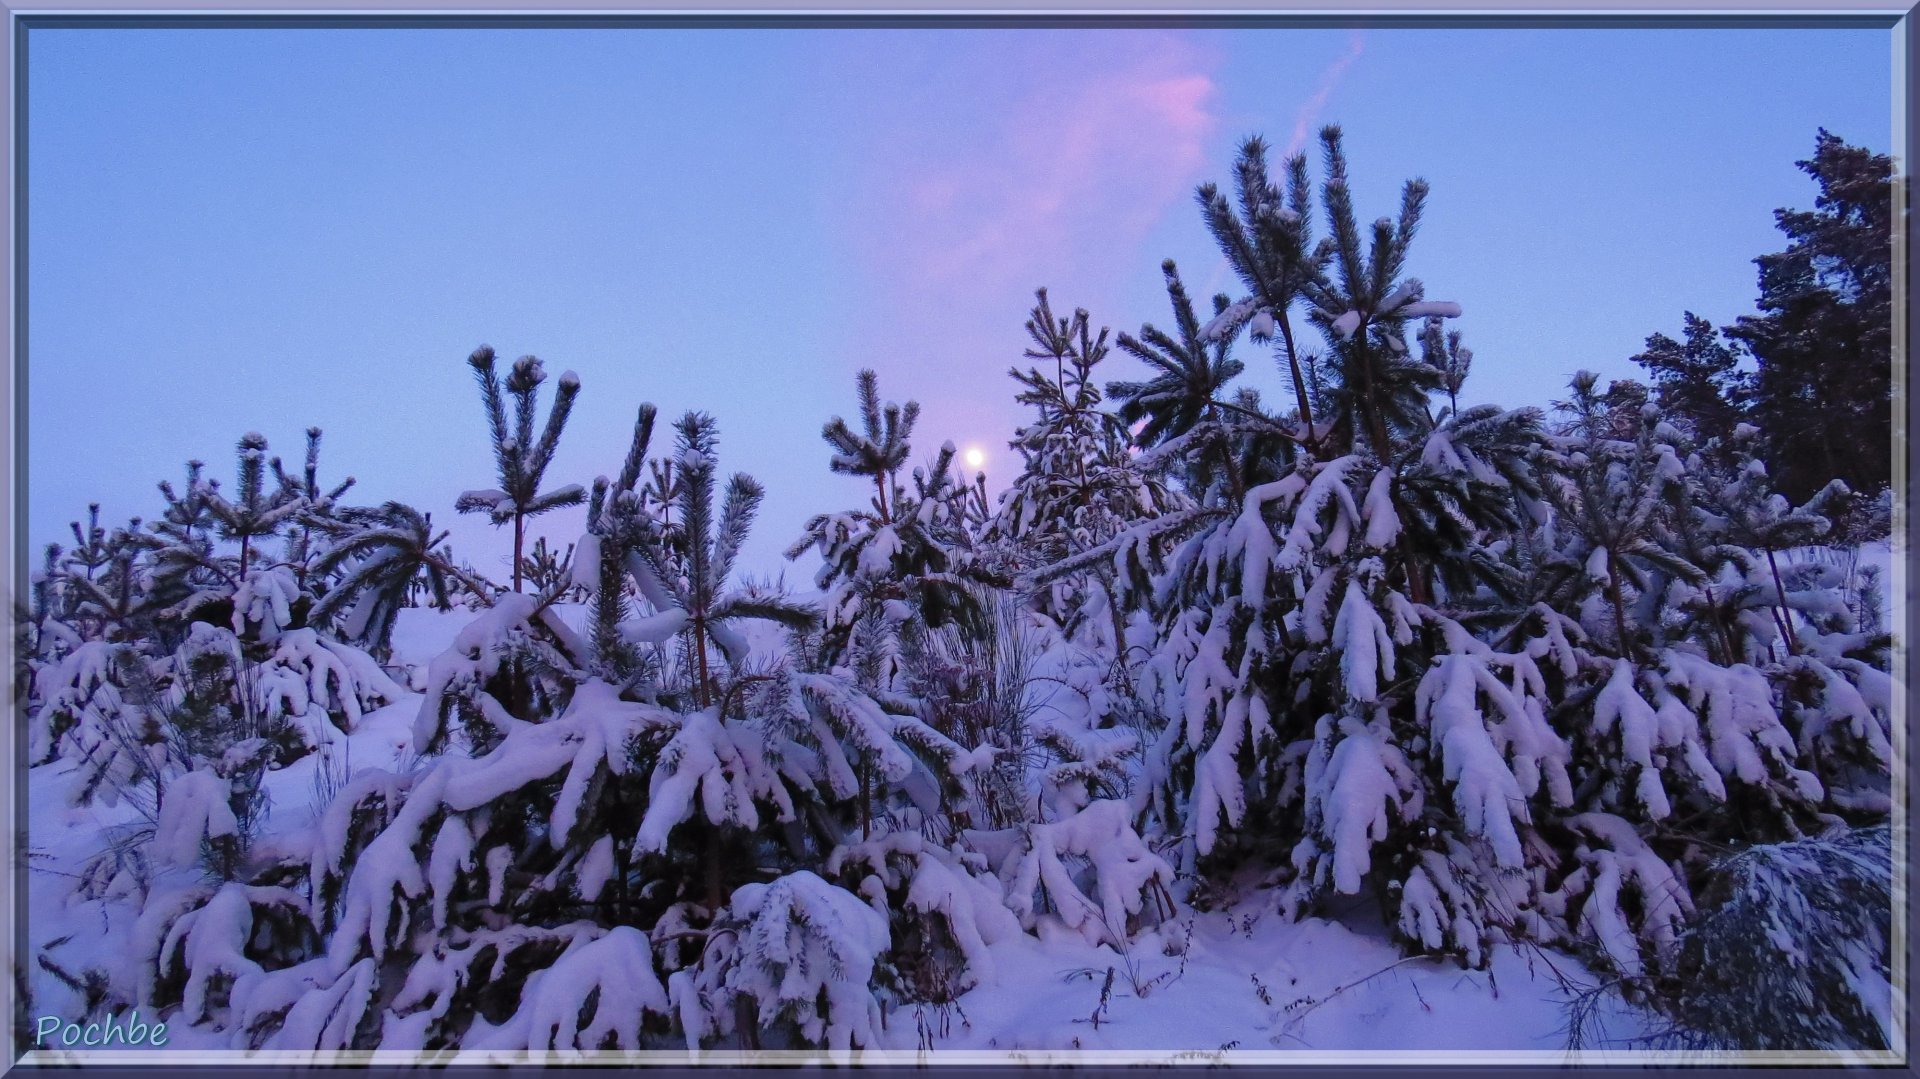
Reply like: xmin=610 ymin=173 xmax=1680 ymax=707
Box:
xmin=23 ymin=605 xmax=1652 ymax=1060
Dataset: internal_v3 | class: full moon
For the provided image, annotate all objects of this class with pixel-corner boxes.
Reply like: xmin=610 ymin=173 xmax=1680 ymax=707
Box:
xmin=964 ymin=447 xmax=986 ymax=469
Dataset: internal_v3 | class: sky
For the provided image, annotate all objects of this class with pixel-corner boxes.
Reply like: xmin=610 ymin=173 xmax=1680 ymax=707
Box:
xmin=25 ymin=24 xmax=1895 ymax=585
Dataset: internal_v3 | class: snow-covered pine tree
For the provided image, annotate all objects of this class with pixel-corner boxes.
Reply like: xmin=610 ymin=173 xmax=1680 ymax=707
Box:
xmin=1450 ymin=371 xmax=1891 ymax=987
xmin=1109 ymin=260 xmax=1247 ymax=455
xmin=153 ymin=460 xmax=216 ymax=554
xmin=1192 ymin=134 xmax=1327 ymax=449
xmin=517 ymin=537 xmax=582 ymax=603
xmin=59 ymin=509 xmax=170 ymax=646
xmin=138 ymin=463 xmax=229 ymax=635
xmin=16 ymin=542 xmax=80 ymax=755
xmin=117 ymin=365 xmax=1008 ymax=1055
xmin=1659 ymin=823 xmax=1893 ymax=1050
xmin=1072 ymin=127 xmax=1495 ymax=892
xmin=263 ymin=427 xmax=357 ymax=589
xmin=30 ymin=430 xmax=413 ymax=777
xmin=1535 ymin=371 xmax=1701 ymax=658
xmin=23 ymin=439 xmax=413 ymax=1044
xmin=1665 ymin=420 xmax=1889 ymax=818
xmin=1418 ymin=315 xmax=1471 ymax=419
xmin=202 ymin=432 xmax=309 ymax=586
xmin=454 ymin=347 xmax=586 ymax=593
xmin=988 ymin=289 xmax=1178 ymax=659
xmin=1693 ymin=424 xmax=1854 ymax=662
xmin=25 ymin=125 xmax=1898 ymax=1057
xmin=788 ymin=370 xmax=1037 ymax=853
xmin=637 ymin=412 xmax=817 ymax=708
xmin=120 ymin=432 xmax=317 ymax=649
xmin=789 ymin=369 xmax=1007 ymax=690
xmin=1051 ymin=127 xmax=1893 ymax=998
xmin=308 ymin=502 xmax=496 ymax=659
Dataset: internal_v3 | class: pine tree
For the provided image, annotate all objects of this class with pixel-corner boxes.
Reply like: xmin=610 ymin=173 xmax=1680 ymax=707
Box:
xmin=270 ymin=427 xmax=357 ymax=591
xmin=1294 ymin=125 xmax=1471 ymax=606
xmin=1723 ymin=130 xmax=1893 ymax=501
xmin=26 ymin=124 xmax=1897 ymax=1057
xmin=454 ymin=347 xmax=586 ymax=592
xmin=131 ymin=466 xmax=237 ymax=637
xmin=1680 ymin=423 xmax=1851 ymax=663
xmin=1044 ymin=129 xmax=1890 ymax=993
xmin=1418 ymin=316 xmax=1471 ymax=418
xmin=1630 ymin=313 xmax=1747 ymax=446
xmin=621 ymin=412 xmax=817 ymax=708
xmin=308 ymin=502 xmax=493 ymax=658
xmin=1539 ymin=371 xmax=1702 ymax=657
xmin=989 ymin=289 xmax=1176 ymax=650
xmin=202 ymin=432 xmax=307 ymax=580
xmin=154 ymin=461 xmax=215 ymax=549
xmin=517 ymin=537 xmax=579 ymax=600
xmin=1193 ymin=135 xmax=1328 ymax=446
xmin=1662 ymin=824 xmax=1893 ymax=1050
xmin=65 ymin=516 xmax=181 ymax=646
xmin=790 ymin=370 xmax=1007 ymax=678
xmin=1108 ymin=260 xmax=1246 ymax=452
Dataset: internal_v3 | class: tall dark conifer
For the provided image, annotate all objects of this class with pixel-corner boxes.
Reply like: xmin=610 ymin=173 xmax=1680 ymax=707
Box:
xmin=1723 ymin=131 xmax=1893 ymax=500
xmin=1630 ymin=313 xmax=1747 ymax=446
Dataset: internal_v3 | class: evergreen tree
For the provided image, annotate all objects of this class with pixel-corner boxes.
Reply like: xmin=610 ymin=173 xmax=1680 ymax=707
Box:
xmin=517 ymin=537 xmax=580 ymax=600
xmin=1539 ymin=372 xmax=1702 ymax=656
xmin=1723 ymin=131 xmax=1893 ymax=501
xmin=1107 ymin=260 xmax=1245 ymax=451
xmin=1662 ymin=825 xmax=1893 ymax=1050
xmin=1294 ymin=125 xmax=1466 ymax=604
xmin=990 ymin=289 xmax=1176 ymax=650
xmin=454 ymin=347 xmax=587 ymax=592
xmin=1418 ymin=316 xmax=1472 ymax=418
xmin=308 ymin=502 xmax=493 ymax=658
xmin=789 ymin=370 xmax=1007 ymax=681
xmin=202 ymin=432 xmax=307 ymax=579
xmin=23 ymin=123 xmax=1897 ymax=1058
xmin=154 ymin=461 xmax=216 ymax=549
xmin=270 ymin=427 xmax=358 ymax=590
xmin=1041 ymin=129 xmax=1889 ymax=995
xmin=1193 ymin=135 xmax=1328 ymax=446
xmin=116 ymin=378 xmax=1017 ymax=1055
xmin=620 ymin=411 xmax=816 ymax=708
xmin=1630 ymin=313 xmax=1747 ymax=446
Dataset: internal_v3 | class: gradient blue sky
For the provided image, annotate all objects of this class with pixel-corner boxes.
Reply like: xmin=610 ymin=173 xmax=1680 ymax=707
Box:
xmin=26 ymin=24 xmax=1894 ymax=582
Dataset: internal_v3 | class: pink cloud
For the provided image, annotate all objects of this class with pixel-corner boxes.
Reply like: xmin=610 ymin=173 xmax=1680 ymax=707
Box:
xmin=854 ymin=33 xmax=1220 ymax=311
xmin=837 ymin=32 xmax=1222 ymax=482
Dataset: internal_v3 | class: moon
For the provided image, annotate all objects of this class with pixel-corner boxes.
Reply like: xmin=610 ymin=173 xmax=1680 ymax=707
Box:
xmin=964 ymin=447 xmax=986 ymax=469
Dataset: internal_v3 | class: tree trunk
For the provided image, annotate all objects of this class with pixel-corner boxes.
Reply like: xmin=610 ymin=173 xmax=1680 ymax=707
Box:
xmin=613 ymin=835 xmax=631 ymax=920
xmin=860 ymin=765 xmax=872 ymax=840
xmin=693 ymin=618 xmax=713 ymax=708
xmin=511 ymin=514 xmax=525 ymax=593
xmin=1276 ymin=314 xmax=1318 ymax=449
xmin=1102 ymin=575 xmax=1132 ymax=675
xmin=1703 ymin=584 xmax=1739 ymax=665
xmin=1763 ymin=547 xmax=1800 ymax=656
xmin=1394 ymin=519 xmax=1433 ymax=607
xmin=1605 ymin=554 xmax=1632 ymax=656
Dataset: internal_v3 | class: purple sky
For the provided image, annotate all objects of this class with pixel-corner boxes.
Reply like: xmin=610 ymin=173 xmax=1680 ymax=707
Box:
xmin=26 ymin=25 xmax=1894 ymax=584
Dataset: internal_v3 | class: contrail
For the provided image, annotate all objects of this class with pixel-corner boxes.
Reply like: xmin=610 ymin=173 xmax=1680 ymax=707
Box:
xmin=1285 ymin=31 xmax=1367 ymax=158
